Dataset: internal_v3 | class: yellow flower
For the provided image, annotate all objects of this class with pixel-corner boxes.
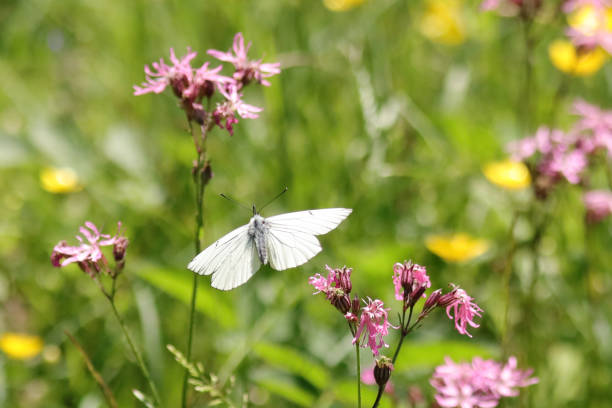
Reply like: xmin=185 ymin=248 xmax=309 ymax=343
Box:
xmin=425 ymin=233 xmax=489 ymax=262
xmin=483 ymin=160 xmax=531 ymax=190
xmin=567 ymin=5 xmax=612 ymax=37
xmin=40 ymin=167 xmax=81 ymax=193
xmin=548 ymin=39 xmax=608 ymax=76
xmin=323 ymin=0 xmax=365 ymax=12
xmin=0 ymin=333 xmax=43 ymax=360
xmin=419 ymin=0 xmax=466 ymax=45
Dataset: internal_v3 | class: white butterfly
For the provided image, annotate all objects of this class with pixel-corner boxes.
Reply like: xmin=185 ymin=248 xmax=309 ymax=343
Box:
xmin=188 ymin=208 xmax=352 ymax=290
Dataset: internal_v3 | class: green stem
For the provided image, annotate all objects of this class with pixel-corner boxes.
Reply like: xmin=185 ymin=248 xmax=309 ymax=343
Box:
xmin=371 ymin=385 xmax=384 ymax=408
xmin=501 ymin=211 xmax=519 ymax=357
xmin=108 ymin=297 xmax=162 ymax=407
xmin=520 ymin=17 xmax=534 ymax=133
xmin=355 ymin=342 xmax=362 ymax=408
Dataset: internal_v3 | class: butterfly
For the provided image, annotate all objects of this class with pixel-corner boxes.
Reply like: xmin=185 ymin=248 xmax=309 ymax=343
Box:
xmin=188 ymin=207 xmax=352 ymax=290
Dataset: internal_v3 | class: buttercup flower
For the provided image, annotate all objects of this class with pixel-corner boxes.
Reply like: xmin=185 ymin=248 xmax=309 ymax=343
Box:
xmin=483 ymin=160 xmax=531 ymax=190
xmin=208 ymin=33 xmax=280 ymax=87
xmin=583 ymin=190 xmax=612 ymax=222
xmin=323 ymin=0 xmax=366 ymax=11
xmin=353 ymin=298 xmax=395 ymax=355
xmin=40 ymin=167 xmax=81 ymax=194
xmin=425 ymin=234 xmax=489 ymax=263
xmin=548 ymin=39 xmax=608 ymax=76
xmin=0 ymin=333 xmax=43 ymax=360
xmin=441 ymin=285 xmax=483 ymax=337
xmin=431 ymin=356 xmax=538 ymax=407
xmin=51 ymin=221 xmax=122 ymax=278
xmin=419 ymin=0 xmax=465 ymax=45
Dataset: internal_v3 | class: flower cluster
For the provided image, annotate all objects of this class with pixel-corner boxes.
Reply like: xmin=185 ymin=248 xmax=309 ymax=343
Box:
xmin=431 ymin=356 xmax=538 ymax=408
xmin=134 ymin=33 xmax=279 ymax=136
xmin=51 ymin=221 xmax=127 ymax=278
xmin=564 ymin=0 xmax=612 ymax=54
xmin=309 ymin=265 xmax=394 ymax=355
xmin=508 ymin=100 xmax=612 ymax=198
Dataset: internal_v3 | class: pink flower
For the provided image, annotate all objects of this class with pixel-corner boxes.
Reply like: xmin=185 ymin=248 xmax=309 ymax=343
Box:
xmin=208 ymin=33 xmax=281 ymax=87
xmin=443 ymin=286 xmax=483 ymax=337
xmin=308 ymin=265 xmax=353 ymax=314
xmin=213 ymin=84 xmax=263 ymax=135
xmin=563 ymin=0 xmax=612 ymax=13
xmin=353 ymin=298 xmax=396 ymax=355
xmin=134 ymin=48 xmax=197 ymax=97
xmin=572 ymin=99 xmax=612 ymax=157
xmin=392 ymin=261 xmax=431 ymax=303
xmin=51 ymin=222 xmax=121 ymax=277
xmin=431 ymin=356 xmax=538 ymax=408
xmin=183 ymin=62 xmax=233 ymax=100
xmin=583 ymin=190 xmax=612 ymax=222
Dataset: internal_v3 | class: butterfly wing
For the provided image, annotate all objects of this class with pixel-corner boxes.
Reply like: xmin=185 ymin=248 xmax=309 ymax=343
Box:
xmin=187 ymin=224 xmax=261 ymax=291
xmin=265 ymin=208 xmax=352 ymax=271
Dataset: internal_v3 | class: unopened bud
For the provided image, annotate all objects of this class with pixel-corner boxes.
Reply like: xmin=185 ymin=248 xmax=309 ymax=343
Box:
xmin=337 ymin=267 xmax=352 ymax=294
xmin=332 ymin=293 xmax=351 ymax=315
xmin=373 ymin=357 xmax=393 ymax=388
xmin=351 ymin=295 xmax=361 ymax=316
xmin=113 ymin=237 xmax=129 ymax=262
xmin=409 ymin=285 xmax=427 ymax=307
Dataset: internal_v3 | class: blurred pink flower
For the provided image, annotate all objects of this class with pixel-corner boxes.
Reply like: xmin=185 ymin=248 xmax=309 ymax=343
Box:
xmin=133 ymin=48 xmax=197 ymax=96
xmin=431 ymin=356 xmax=538 ymax=408
xmin=443 ymin=286 xmax=483 ymax=337
xmin=51 ymin=222 xmax=121 ymax=277
xmin=563 ymin=0 xmax=611 ymax=13
xmin=392 ymin=261 xmax=431 ymax=303
xmin=583 ymin=190 xmax=612 ymax=222
xmin=572 ymin=99 xmax=612 ymax=156
xmin=208 ymin=32 xmax=281 ymax=87
xmin=353 ymin=298 xmax=395 ymax=355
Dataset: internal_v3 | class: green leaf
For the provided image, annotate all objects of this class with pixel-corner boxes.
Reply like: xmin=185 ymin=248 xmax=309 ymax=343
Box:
xmin=253 ymin=342 xmax=330 ymax=389
xmin=255 ymin=376 xmax=315 ymax=407
xmin=395 ymin=340 xmax=497 ymax=370
xmin=134 ymin=266 xmax=236 ymax=327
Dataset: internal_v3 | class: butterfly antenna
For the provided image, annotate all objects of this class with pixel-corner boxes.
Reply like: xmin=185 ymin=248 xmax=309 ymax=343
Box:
xmin=259 ymin=186 xmax=289 ymax=212
xmin=219 ymin=193 xmax=251 ymax=212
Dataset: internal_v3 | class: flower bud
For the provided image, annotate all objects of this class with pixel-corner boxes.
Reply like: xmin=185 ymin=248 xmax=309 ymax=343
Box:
xmin=337 ymin=267 xmax=352 ymax=294
xmin=351 ymin=295 xmax=361 ymax=316
xmin=373 ymin=357 xmax=393 ymax=388
xmin=331 ymin=293 xmax=351 ymax=315
xmin=113 ymin=237 xmax=129 ymax=262
xmin=409 ymin=285 xmax=427 ymax=307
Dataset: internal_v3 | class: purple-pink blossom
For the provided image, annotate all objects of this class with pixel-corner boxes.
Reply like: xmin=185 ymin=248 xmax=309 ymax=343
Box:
xmin=213 ymin=84 xmax=263 ymax=136
xmin=134 ymin=48 xmax=197 ymax=97
xmin=431 ymin=356 xmax=538 ymax=408
xmin=208 ymin=32 xmax=281 ymax=87
xmin=353 ymin=298 xmax=395 ymax=355
xmin=583 ymin=190 xmax=612 ymax=222
xmin=51 ymin=221 xmax=122 ymax=277
xmin=308 ymin=265 xmax=354 ymax=315
xmin=443 ymin=286 xmax=483 ymax=338
xmin=392 ymin=261 xmax=431 ymax=303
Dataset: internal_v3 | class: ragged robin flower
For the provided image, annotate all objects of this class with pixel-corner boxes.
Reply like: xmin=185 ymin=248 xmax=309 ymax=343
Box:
xmin=353 ymin=298 xmax=395 ymax=355
xmin=392 ymin=260 xmax=431 ymax=307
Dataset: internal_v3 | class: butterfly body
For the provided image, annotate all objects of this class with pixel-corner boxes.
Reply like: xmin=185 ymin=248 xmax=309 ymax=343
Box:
xmin=188 ymin=208 xmax=352 ymax=290
xmin=248 ymin=214 xmax=269 ymax=265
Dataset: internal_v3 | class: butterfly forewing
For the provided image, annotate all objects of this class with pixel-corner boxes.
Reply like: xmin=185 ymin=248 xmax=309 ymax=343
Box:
xmin=265 ymin=208 xmax=352 ymax=271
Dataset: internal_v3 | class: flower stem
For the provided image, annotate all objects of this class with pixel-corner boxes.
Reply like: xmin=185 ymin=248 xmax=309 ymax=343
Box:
xmin=520 ymin=17 xmax=535 ymax=133
xmin=355 ymin=341 xmax=362 ymax=408
xmin=371 ymin=385 xmax=384 ymax=408
xmin=501 ymin=211 xmax=519 ymax=357
xmin=108 ymin=296 xmax=162 ymax=407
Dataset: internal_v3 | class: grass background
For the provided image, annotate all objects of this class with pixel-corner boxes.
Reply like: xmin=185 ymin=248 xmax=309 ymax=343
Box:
xmin=1 ymin=0 xmax=611 ymax=406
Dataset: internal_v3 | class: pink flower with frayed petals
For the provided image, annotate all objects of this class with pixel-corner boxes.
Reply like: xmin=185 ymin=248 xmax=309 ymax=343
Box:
xmin=392 ymin=261 xmax=431 ymax=302
xmin=183 ymin=62 xmax=234 ymax=100
xmin=134 ymin=48 xmax=197 ymax=96
xmin=208 ymin=32 xmax=281 ymax=87
xmin=444 ymin=286 xmax=483 ymax=337
xmin=213 ymin=84 xmax=262 ymax=135
xmin=353 ymin=298 xmax=396 ymax=355
xmin=51 ymin=222 xmax=121 ymax=277
xmin=583 ymin=190 xmax=612 ymax=222
xmin=431 ymin=356 xmax=538 ymax=408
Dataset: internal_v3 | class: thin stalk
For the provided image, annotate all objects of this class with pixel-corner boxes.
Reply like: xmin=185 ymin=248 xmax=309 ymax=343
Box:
xmin=371 ymin=386 xmax=384 ymax=408
xmin=355 ymin=341 xmax=362 ymax=408
xmin=182 ymin=121 xmax=209 ymax=407
xmin=520 ymin=17 xmax=534 ymax=133
xmin=501 ymin=211 xmax=519 ymax=357
xmin=107 ymin=296 xmax=162 ymax=407
xmin=65 ymin=330 xmax=118 ymax=408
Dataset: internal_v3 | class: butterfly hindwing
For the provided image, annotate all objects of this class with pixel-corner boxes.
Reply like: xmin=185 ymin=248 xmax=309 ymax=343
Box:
xmin=187 ymin=225 xmax=261 ymax=291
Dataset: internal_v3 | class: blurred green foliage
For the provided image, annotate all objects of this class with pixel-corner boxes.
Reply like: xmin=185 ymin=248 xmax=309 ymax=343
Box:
xmin=1 ymin=0 xmax=611 ymax=407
